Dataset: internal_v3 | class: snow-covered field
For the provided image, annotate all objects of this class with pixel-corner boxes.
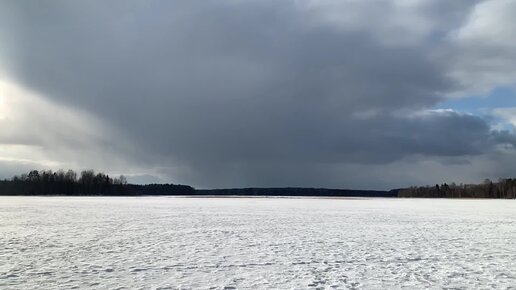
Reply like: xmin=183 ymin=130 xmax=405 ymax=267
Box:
xmin=1 ymin=197 xmax=516 ymax=289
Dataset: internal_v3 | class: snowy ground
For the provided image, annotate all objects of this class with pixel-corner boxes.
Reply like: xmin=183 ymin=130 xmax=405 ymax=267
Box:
xmin=1 ymin=197 xmax=516 ymax=289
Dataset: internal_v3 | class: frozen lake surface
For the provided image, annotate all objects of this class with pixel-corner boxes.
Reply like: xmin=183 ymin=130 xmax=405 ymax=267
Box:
xmin=1 ymin=196 xmax=516 ymax=289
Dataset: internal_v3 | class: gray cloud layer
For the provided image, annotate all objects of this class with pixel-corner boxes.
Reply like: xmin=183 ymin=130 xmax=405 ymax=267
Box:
xmin=0 ymin=0 xmax=515 ymax=188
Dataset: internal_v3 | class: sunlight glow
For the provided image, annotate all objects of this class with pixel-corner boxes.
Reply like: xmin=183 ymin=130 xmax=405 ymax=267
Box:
xmin=0 ymin=78 xmax=122 ymax=174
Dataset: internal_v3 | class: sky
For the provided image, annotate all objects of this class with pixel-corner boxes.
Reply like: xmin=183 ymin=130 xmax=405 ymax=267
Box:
xmin=0 ymin=0 xmax=516 ymax=189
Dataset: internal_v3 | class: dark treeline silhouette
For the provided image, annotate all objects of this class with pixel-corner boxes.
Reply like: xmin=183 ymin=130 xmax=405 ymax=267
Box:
xmin=196 ymin=187 xmax=399 ymax=197
xmin=398 ymin=179 xmax=516 ymax=198
xmin=0 ymin=170 xmax=398 ymax=197
xmin=5 ymin=169 xmax=516 ymax=198
xmin=0 ymin=170 xmax=194 ymax=196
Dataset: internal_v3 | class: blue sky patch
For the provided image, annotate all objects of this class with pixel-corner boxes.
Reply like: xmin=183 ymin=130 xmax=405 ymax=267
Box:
xmin=436 ymin=87 xmax=516 ymax=114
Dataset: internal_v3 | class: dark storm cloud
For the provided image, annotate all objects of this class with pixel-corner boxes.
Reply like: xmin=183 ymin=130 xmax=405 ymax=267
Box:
xmin=0 ymin=0 xmax=513 ymax=188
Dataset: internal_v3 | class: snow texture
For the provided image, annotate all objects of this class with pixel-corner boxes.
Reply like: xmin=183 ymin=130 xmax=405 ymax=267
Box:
xmin=1 ymin=196 xmax=516 ymax=289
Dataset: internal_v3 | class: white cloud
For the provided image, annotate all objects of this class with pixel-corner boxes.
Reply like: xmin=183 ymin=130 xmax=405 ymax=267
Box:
xmin=455 ymin=0 xmax=516 ymax=48
xmin=449 ymin=0 xmax=516 ymax=94
xmin=493 ymin=107 xmax=516 ymax=127
xmin=301 ymin=0 xmax=473 ymax=46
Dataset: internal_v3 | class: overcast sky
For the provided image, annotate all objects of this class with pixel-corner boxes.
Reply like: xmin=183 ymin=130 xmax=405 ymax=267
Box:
xmin=1 ymin=0 xmax=516 ymax=189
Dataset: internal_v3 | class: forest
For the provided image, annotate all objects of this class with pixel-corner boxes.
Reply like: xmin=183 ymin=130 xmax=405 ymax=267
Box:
xmin=197 ymin=187 xmax=398 ymax=197
xmin=3 ymin=169 xmax=516 ymax=198
xmin=0 ymin=169 xmax=194 ymax=196
xmin=398 ymin=179 xmax=516 ymax=198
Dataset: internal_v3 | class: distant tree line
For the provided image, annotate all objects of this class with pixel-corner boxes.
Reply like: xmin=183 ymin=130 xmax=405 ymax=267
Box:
xmin=398 ymin=179 xmax=516 ymax=199
xmin=0 ymin=169 xmax=194 ymax=196
xmin=5 ymin=170 xmax=516 ymax=198
xmin=197 ymin=187 xmax=398 ymax=197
